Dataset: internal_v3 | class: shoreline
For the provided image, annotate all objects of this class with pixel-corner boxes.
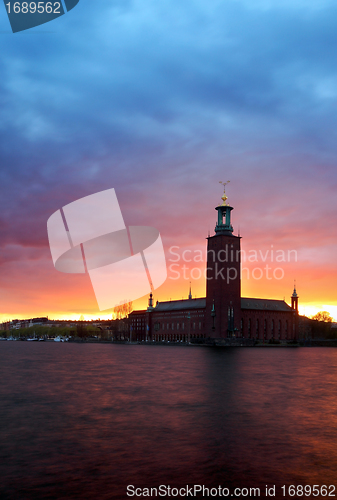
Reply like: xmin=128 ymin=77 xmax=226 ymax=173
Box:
xmin=1 ymin=338 xmax=336 ymax=347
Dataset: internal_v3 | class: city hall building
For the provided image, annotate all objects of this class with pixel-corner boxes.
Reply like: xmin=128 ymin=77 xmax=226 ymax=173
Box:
xmin=130 ymin=188 xmax=299 ymax=343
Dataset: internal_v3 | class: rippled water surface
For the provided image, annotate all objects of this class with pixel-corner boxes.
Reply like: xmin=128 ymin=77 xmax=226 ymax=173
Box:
xmin=1 ymin=343 xmax=337 ymax=499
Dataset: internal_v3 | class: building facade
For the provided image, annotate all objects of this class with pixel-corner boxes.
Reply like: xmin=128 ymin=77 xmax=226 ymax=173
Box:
xmin=130 ymin=190 xmax=298 ymax=343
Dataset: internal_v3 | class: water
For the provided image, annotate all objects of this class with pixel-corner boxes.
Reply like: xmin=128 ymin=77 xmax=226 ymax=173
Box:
xmin=0 ymin=343 xmax=337 ymax=500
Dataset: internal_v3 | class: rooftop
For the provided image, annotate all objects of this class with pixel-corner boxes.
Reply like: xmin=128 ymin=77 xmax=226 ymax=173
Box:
xmin=154 ymin=298 xmax=206 ymax=312
xmin=241 ymin=298 xmax=293 ymax=312
xmin=131 ymin=297 xmax=293 ymax=314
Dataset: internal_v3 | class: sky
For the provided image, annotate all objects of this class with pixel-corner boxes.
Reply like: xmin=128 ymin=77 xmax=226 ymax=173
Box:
xmin=0 ymin=0 xmax=337 ymax=321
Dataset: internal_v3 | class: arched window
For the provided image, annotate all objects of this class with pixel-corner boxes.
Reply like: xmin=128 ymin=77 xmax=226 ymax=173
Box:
xmin=248 ymin=319 xmax=251 ymax=337
xmin=256 ymin=319 xmax=259 ymax=337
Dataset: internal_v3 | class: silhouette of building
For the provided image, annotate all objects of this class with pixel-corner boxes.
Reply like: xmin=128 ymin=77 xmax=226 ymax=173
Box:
xmin=130 ymin=189 xmax=298 ymax=343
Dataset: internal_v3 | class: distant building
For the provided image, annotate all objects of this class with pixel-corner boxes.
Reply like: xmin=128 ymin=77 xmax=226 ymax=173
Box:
xmin=0 ymin=317 xmax=49 ymax=331
xmin=130 ymin=190 xmax=298 ymax=343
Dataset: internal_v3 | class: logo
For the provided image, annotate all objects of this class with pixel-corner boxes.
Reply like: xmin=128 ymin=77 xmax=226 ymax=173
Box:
xmin=47 ymin=189 xmax=167 ymax=311
xmin=3 ymin=0 xmax=80 ymax=33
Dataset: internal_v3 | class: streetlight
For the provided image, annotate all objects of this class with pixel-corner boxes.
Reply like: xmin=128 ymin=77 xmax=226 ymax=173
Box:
xmin=187 ymin=312 xmax=191 ymax=344
xmin=211 ymin=300 xmax=216 ymax=331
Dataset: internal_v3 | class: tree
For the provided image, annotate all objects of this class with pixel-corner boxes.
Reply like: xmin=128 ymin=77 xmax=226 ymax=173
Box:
xmin=113 ymin=301 xmax=133 ymax=320
xmin=311 ymin=311 xmax=333 ymax=323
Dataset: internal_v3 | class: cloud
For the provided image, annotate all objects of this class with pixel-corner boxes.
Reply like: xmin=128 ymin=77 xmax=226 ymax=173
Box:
xmin=1 ymin=0 xmax=337 ymax=316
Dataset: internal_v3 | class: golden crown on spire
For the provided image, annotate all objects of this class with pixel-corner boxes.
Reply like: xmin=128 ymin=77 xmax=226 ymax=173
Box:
xmin=219 ymin=180 xmax=230 ymax=206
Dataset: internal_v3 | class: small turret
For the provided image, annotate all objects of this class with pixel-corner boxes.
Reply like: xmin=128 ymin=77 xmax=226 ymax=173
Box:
xmin=291 ymin=282 xmax=299 ymax=314
xmin=147 ymin=293 xmax=154 ymax=311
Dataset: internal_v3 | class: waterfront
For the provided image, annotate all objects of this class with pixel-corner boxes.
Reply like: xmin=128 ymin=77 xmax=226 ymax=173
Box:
xmin=0 ymin=343 xmax=337 ymax=499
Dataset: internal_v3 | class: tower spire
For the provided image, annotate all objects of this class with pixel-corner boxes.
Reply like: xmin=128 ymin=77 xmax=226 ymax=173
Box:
xmin=219 ymin=180 xmax=230 ymax=205
xmin=215 ymin=181 xmax=234 ymax=235
xmin=291 ymin=281 xmax=299 ymax=314
xmin=147 ymin=293 xmax=154 ymax=311
xmin=188 ymin=282 xmax=192 ymax=300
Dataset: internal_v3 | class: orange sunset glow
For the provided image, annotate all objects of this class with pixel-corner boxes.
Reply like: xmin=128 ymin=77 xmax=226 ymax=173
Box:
xmin=1 ymin=0 xmax=337 ymax=324
xmin=1 ymin=182 xmax=336 ymax=323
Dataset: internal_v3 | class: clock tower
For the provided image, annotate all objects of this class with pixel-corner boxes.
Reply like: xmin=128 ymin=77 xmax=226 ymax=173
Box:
xmin=205 ymin=182 xmax=241 ymax=338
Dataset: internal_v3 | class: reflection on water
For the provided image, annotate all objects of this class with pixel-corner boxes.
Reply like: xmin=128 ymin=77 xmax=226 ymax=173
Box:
xmin=0 ymin=343 xmax=337 ymax=499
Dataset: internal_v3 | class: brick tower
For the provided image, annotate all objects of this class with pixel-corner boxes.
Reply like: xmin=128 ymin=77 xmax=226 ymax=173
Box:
xmin=291 ymin=283 xmax=299 ymax=340
xmin=291 ymin=283 xmax=299 ymax=313
xmin=205 ymin=183 xmax=241 ymax=338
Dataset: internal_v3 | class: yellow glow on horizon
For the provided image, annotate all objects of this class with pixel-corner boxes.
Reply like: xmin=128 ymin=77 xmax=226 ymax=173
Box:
xmin=2 ymin=301 xmax=336 ymax=323
xmin=299 ymin=304 xmax=337 ymax=322
xmin=0 ymin=312 xmax=116 ymax=323
xmin=322 ymin=305 xmax=337 ymax=322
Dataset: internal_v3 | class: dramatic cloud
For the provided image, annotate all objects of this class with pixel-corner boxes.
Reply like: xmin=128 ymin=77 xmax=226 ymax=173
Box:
xmin=1 ymin=0 xmax=337 ymax=319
